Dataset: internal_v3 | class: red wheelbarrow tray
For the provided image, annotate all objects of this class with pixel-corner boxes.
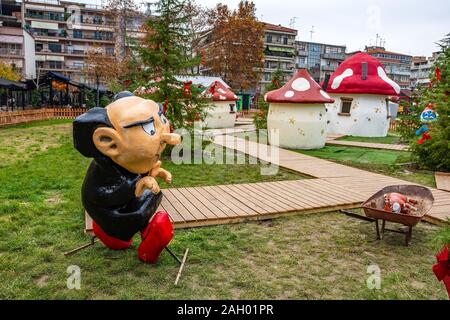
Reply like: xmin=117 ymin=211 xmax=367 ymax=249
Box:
xmin=362 ymin=185 xmax=435 ymax=227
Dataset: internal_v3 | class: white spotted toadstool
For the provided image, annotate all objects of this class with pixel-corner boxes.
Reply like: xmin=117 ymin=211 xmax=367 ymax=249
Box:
xmin=324 ymin=52 xmax=400 ymax=137
xmin=202 ymin=81 xmax=239 ymax=129
xmin=265 ymin=69 xmax=334 ymax=149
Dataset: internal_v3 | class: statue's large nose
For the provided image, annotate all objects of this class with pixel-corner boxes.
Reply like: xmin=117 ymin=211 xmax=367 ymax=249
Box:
xmin=161 ymin=133 xmax=181 ymax=146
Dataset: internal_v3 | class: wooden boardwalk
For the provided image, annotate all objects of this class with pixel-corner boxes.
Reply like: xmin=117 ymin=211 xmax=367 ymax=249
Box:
xmin=213 ymin=135 xmax=450 ymax=225
xmin=325 ymin=135 xmax=408 ymax=151
xmin=161 ymin=179 xmax=364 ymax=229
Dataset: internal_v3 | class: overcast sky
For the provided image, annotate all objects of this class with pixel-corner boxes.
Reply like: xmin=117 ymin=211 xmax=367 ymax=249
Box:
xmin=84 ymin=0 xmax=450 ymax=56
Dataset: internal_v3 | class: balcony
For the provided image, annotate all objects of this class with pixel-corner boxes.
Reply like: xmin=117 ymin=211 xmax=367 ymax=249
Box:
xmin=71 ymin=34 xmax=114 ymax=42
xmin=321 ymin=65 xmax=338 ymax=72
xmin=297 ymin=50 xmax=308 ymax=56
xmin=37 ymin=48 xmax=86 ymax=56
xmin=0 ymin=48 xmax=24 ymax=57
xmin=322 ymin=52 xmax=346 ymax=60
xmin=25 ymin=13 xmax=65 ymax=22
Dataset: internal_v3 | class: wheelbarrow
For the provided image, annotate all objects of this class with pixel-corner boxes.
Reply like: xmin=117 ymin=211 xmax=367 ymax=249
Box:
xmin=341 ymin=185 xmax=434 ymax=246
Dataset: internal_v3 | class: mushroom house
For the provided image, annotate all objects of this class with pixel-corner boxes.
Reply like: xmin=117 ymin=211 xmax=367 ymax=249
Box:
xmin=202 ymin=81 xmax=239 ymax=129
xmin=265 ymin=69 xmax=334 ymax=150
xmin=324 ymin=52 xmax=401 ymax=137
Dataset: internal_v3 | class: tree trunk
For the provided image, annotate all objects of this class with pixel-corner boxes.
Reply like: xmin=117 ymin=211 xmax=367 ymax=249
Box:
xmin=115 ymin=13 xmax=127 ymax=62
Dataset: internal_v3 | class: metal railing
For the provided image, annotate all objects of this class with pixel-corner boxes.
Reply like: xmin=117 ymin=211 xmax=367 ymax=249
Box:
xmin=322 ymin=52 xmax=346 ymax=60
xmin=25 ymin=13 xmax=65 ymax=21
xmin=0 ymin=48 xmax=24 ymax=56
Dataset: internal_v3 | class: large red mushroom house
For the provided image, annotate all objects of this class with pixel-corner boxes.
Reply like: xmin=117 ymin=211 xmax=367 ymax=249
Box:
xmin=324 ymin=52 xmax=401 ymax=137
xmin=265 ymin=69 xmax=334 ymax=149
xmin=202 ymin=81 xmax=239 ymax=129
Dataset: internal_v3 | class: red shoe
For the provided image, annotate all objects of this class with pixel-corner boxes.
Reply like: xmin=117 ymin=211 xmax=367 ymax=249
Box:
xmin=93 ymin=220 xmax=133 ymax=250
xmin=138 ymin=211 xmax=174 ymax=264
xmin=443 ymin=276 xmax=450 ymax=299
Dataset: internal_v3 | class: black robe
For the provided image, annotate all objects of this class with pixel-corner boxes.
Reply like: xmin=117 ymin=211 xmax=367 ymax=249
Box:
xmin=82 ymin=156 xmax=162 ymax=241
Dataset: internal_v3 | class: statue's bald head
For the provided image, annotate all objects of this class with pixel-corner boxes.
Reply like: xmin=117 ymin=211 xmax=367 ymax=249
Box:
xmin=73 ymin=93 xmax=181 ymax=174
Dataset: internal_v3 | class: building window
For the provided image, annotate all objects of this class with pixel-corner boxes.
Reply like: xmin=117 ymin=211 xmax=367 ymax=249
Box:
xmin=339 ymin=98 xmax=353 ymax=115
xmin=73 ymin=30 xmax=83 ymax=39
xmin=49 ymin=43 xmax=61 ymax=53
xmin=283 ymin=37 xmax=288 ymax=45
xmin=266 ymin=35 xmax=272 ymax=43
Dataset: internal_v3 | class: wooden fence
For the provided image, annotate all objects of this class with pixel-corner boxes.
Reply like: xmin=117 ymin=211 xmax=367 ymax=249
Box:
xmin=389 ymin=119 xmax=416 ymax=132
xmin=0 ymin=108 xmax=86 ymax=127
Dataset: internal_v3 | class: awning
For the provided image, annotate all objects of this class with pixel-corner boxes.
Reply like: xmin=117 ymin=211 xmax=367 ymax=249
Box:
xmin=31 ymin=21 xmax=59 ymax=30
xmin=47 ymin=71 xmax=71 ymax=82
xmin=0 ymin=78 xmax=27 ymax=90
xmin=0 ymin=35 xmax=23 ymax=44
xmin=267 ymin=46 xmax=295 ymax=54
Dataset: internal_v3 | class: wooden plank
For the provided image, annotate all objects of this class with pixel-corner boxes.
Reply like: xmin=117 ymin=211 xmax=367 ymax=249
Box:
xmin=193 ymin=186 xmax=237 ymax=218
xmin=185 ymin=187 xmax=230 ymax=219
xmin=261 ymin=181 xmax=319 ymax=209
xmin=217 ymin=184 xmax=269 ymax=215
xmin=163 ymin=189 xmax=197 ymax=222
xmin=275 ymin=180 xmax=328 ymax=208
xmin=203 ymin=187 xmax=258 ymax=215
xmin=177 ymin=188 xmax=218 ymax=220
xmin=201 ymin=185 xmax=245 ymax=217
xmin=238 ymin=183 xmax=296 ymax=211
xmin=233 ymin=183 xmax=283 ymax=212
xmin=251 ymin=182 xmax=304 ymax=210
xmin=169 ymin=188 xmax=209 ymax=221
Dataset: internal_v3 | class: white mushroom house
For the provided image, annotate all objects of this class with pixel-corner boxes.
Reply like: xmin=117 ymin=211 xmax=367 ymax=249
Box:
xmin=324 ymin=52 xmax=401 ymax=137
xmin=265 ymin=69 xmax=334 ymax=150
xmin=202 ymin=81 xmax=239 ymax=129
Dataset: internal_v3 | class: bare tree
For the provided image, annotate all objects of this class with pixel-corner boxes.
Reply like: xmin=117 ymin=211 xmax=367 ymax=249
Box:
xmin=84 ymin=46 xmax=123 ymax=107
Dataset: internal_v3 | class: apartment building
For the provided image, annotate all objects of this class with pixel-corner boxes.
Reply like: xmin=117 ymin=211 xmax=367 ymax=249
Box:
xmin=410 ymin=52 xmax=441 ymax=89
xmin=262 ymin=23 xmax=298 ymax=90
xmin=295 ymin=41 xmax=346 ymax=83
xmin=7 ymin=0 xmax=146 ymax=84
xmin=365 ymin=46 xmax=412 ymax=89
xmin=0 ymin=0 xmax=36 ymax=80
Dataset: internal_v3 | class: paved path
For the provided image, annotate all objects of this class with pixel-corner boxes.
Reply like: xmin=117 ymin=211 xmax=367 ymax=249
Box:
xmin=326 ymin=135 xmax=409 ymax=151
xmin=213 ymin=135 xmax=449 ymax=225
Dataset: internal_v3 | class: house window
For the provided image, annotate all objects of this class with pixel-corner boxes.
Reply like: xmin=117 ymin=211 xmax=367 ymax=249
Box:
xmin=266 ymin=35 xmax=272 ymax=43
xmin=339 ymin=98 xmax=353 ymax=115
xmin=229 ymin=104 xmax=236 ymax=114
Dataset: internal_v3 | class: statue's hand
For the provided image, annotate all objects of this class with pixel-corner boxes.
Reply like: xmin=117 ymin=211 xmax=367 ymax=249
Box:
xmin=149 ymin=162 xmax=172 ymax=184
xmin=135 ymin=176 xmax=160 ymax=197
xmin=157 ymin=169 xmax=172 ymax=184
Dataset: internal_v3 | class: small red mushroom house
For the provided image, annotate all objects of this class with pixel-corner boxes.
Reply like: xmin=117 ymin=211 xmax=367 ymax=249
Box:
xmin=325 ymin=52 xmax=401 ymax=137
xmin=203 ymin=81 xmax=239 ymax=129
xmin=265 ymin=69 xmax=334 ymax=149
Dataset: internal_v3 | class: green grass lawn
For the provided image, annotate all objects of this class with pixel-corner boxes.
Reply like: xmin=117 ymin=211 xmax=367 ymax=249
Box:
xmin=336 ymin=134 xmax=402 ymax=145
xmin=0 ymin=121 xmax=448 ymax=299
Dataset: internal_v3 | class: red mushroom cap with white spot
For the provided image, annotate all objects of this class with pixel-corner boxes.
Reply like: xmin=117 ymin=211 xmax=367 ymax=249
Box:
xmin=326 ymin=52 xmax=400 ymax=96
xmin=264 ymin=69 xmax=334 ymax=104
xmin=203 ymin=81 xmax=239 ymax=102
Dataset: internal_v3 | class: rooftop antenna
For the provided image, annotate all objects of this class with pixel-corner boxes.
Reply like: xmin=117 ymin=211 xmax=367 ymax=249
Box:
xmin=310 ymin=26 xmax=315 ymax=41
xmin=289 ymin=17 xmax=299 ymax=29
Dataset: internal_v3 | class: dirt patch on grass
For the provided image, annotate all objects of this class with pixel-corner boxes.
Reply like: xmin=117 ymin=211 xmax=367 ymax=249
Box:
xmin=34 ymin=275 xmax=49 ymax=288
xmin=44 ymin=192 xmax=64 ymax=205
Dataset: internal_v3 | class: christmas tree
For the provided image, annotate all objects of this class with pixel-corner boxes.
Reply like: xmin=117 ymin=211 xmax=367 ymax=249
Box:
xmin=136 ymin=0 xmax=207 ymax=129
xmin=253 ymin=68 xmax=284 ymax=129
xmin=409 ymin=34 xmax=450 ymax=172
